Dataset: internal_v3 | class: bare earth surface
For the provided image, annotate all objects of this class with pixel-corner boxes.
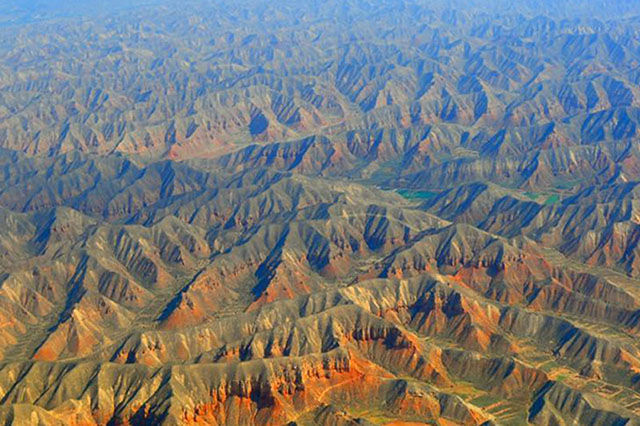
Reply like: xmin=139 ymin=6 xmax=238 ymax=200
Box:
xmin=2 ymin=0 xmax=640 ymax=424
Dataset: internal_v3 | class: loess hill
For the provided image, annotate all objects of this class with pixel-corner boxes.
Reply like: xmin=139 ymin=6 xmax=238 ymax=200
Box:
xmin=2 ymin=0 xmax=640 ymax=424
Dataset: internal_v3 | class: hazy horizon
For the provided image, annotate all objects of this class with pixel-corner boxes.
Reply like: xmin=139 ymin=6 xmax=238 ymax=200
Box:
xmin=2 ymin=0 xmax=640 ymax=424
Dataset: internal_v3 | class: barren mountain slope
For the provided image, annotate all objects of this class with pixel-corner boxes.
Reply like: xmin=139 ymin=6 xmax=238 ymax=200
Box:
xmin=2 ymin=0 xmax=640 ymax=425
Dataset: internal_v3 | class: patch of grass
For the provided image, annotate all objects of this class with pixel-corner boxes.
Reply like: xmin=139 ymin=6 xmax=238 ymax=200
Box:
xmin=469 ymin=394 xmax=502 ymax=407
xmin=397 ymin=189 xmax=437 ymax=200
xmin=538 ymin=360 xmax=561 ymax=372
xmin=544 ymin=194 xmax=560 ymax=205
xmin=524 ymin=191 xmax=560 ymax=205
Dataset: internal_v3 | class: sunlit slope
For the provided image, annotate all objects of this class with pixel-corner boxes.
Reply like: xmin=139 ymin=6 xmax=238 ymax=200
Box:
xmin=1 ymin=0 xmax=640 ymax=424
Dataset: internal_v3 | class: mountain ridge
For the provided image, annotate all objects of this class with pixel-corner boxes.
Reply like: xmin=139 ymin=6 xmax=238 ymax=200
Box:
xmin=2 ymin=0 xmax=640 ymax=424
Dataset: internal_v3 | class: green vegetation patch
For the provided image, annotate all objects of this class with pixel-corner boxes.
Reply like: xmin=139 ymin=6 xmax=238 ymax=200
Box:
xmin=469 ymin=394 xmax=503 ymax=407
xmin=544 ymin=194 xmax=560 ymax=205
xmin=397 ymin=189 xmax=437 ymax=200
xmin=523 ymin=191 xmax=561 ymax=205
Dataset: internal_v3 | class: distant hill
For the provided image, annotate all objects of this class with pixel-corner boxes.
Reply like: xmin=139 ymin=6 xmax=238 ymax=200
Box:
xmin=2 ymin=1 xmax=640 ymax=424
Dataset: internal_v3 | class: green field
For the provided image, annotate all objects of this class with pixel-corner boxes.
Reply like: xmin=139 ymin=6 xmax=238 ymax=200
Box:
xmin=397 ymin=189 xmax=438 ymax=200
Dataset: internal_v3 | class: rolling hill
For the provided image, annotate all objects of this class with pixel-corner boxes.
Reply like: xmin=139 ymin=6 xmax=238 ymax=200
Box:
xmin=1 ymin=0 xmax=640 ymax=424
